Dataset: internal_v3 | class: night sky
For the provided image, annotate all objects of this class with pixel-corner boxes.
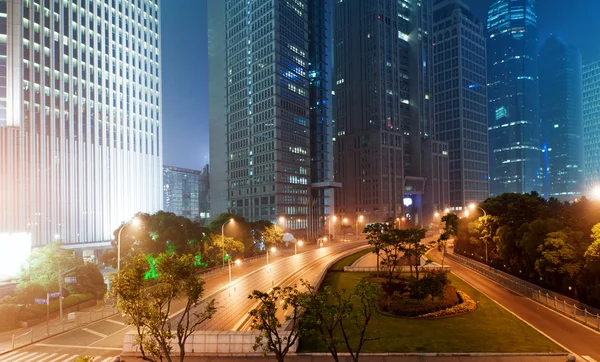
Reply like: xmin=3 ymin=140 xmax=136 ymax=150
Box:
xmin=160 ymin=0 xmax=600 ymax=171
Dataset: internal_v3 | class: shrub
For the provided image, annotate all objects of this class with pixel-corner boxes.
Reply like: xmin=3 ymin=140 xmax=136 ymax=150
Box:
xmin=382 ymin=285 xmax=459 ymax=317
xmin=0 ymin=304 xmax=20 ymax=330
xmin=408 ymin=272 xmax=449 ymax=300
xmin=14 ymin=282 xmax=47 ymax=304
xmin=417 ymin=290 xmax=477 ymax=318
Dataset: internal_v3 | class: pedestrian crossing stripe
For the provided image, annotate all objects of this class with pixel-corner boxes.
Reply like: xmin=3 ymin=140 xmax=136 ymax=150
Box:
xmin=0 ymin=350 xmax=116 ymax=362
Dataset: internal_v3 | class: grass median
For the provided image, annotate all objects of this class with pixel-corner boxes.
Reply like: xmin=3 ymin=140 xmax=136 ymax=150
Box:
xmin=299 ymin=269 xmax=564 ymax=353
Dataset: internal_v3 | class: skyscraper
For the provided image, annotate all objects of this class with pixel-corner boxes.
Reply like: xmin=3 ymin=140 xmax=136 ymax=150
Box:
xmin=486 ymin=0 xmax=540 ymax=196
xmin=432 ymin=0 xmax=489 ymax=210
xmin=0 ymin=0 xmax=162 ymax=248
xmin=208 ymin=0 xmax=336 ymax=236
xmin=583 ymin=59 xmax=600 ymax=193
xmin=163 ymin=166 xmax=201 ymax=222
xmin=334 ymin=0 xmax=449 ymax=226
xmin=539 ymin=36 xmax=584 ymax=201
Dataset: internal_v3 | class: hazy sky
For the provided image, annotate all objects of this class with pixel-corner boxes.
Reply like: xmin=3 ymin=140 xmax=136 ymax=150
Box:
xmin=160 ymin=0 xmax=600 ymax=171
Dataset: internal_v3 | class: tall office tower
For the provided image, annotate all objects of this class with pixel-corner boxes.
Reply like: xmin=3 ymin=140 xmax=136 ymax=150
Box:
xmin=208 ymin=0 xmax=335 ymax=234
xmin=0 ymin=0 xmax=162 ymax=248
xmin=163 ymin=166 xmax=201 ymax=222
xmin=432 ymin=0 xmax=489 ymax=210
xmin=539 ymin=36 xmax=583 ymax=201
xmin=334 ymin=0 xmax=449 ymax=226
xmin=487 ymin=0 xmax=540 ymax=196
xmin=583 ymin=59 xmax=600 ymax=193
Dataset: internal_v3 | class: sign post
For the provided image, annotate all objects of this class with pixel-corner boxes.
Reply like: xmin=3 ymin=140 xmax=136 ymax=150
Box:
xmin=46 ymin=293 xmax=49 ymax=336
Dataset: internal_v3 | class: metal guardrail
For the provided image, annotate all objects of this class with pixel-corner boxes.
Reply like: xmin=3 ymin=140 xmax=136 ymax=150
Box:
xmin=446 ymin=252 xmax=600 ymax=331
xmin=2 ymin=302 xmax=119 ymax=353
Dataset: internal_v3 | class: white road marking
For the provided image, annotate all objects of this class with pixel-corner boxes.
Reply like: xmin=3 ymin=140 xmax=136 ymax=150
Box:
xmin=62 ymin=356 xmax=77 ymax=362
xmin=36 ymin=343 xmax=122 ymax=351
xmin=105 ymin=318 xmax=125 ymax=326
xmin=82 ymin=328 xmax=108 ymax=338
xmin=0 ymin=351 xmax=27 ymax=360
xmin=46 ymin=354 xmax=71 ymax=362
xmin=99 ymin=358 xmax=115 ymax=362
xmin=35 ymin=353 xmax=59 ymax=362
xmin=583 ymin=356 xmax=599 ymax=362
xmin=11 ymin=352 xmax=43 ymax=362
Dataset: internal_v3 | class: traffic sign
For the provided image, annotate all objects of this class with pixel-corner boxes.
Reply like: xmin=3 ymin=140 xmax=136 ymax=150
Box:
xmin=48 ymin=292 xmax=61 ymax=299
xmin=34 ymin=298 xmax=47 ymax=305
xmin=64 ymin=276 xmax=76 ymax=283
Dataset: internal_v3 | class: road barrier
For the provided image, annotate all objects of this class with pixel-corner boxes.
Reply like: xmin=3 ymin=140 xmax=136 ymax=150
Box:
xmin=1 ymin=301 xmax=118 ymax=353
xmin=446 ymin=252 xmax=600 ymax=331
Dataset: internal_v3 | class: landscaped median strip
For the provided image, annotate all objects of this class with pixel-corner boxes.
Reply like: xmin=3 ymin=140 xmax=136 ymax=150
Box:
xmin=417 ymin=290 xmax=477 ymax=318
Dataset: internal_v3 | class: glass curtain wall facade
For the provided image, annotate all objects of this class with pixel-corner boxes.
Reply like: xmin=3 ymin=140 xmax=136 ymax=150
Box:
xmin=334 ymin=0 xmax=448 ymax=226
xmin=0 ymin=0 xmax=162 ymax=247
xmin=539 ymin=36 xmax=583 ymax=201
xmin=432 ymin=0 xmax=489 ymax=210
xmin=583 ymin=60 xmax=600 ymax=193
xmin=209 ymin=0 xmax=334 ymax=234
xmin=163 ymin=166 xmax=201 ymax=222
xmin=486 ymin=0 xmax=540 ymax=196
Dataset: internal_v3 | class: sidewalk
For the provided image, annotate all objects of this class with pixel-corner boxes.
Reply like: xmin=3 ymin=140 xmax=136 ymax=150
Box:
xmin=0 ymin=302 xmax=117 ymax=352
xmin=155 ymin=354 xmax=569 ymax=362
xmin=0 ymin=241 xmax=332 ymax=354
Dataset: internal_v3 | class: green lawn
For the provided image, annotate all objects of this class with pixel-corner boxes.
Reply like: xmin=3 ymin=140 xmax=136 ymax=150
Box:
xmin=329 ymin=248 xmax=374 ymax=271
xmin=298 ymin=271 xmax=564 ymax=353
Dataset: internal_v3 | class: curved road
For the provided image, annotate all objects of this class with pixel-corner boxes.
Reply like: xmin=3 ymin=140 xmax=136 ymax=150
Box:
xmin=431 ymin=249 xmax=600 ymax=361
xmin=0 ymin=242 xmax=367 ymax=361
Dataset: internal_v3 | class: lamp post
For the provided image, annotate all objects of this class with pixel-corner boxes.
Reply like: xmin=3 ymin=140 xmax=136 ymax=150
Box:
xmin=329 ymin=215 xmax=337 ymax=241
xmin=117 ymin=217 xmax=141 ymax=276
xmin=221 ymin=218 xmax=234 ymax=269
xmin=267 ymin=246 xmax=276 ymax=264
xmin=356 ymin=215 xmax=364 ymax=241
xmin=295 ymin=240 xmax=303 ymax=255
xmin=469 ymin=203 xmax=489 ymax=263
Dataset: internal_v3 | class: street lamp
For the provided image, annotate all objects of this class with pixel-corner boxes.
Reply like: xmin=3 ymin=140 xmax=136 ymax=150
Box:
xmin=329 ymin=215 xmax=337 ymax=241
xmin=469 ymin=203 xmax=487 ymax=216
xmin=434 ymin=212 xmax=440 ymax=218
xmin=468 ymin=203 xmax=489 ymax=263
xmin=117 ymin=217 xmax=141 ymax=276
xmin=267 ymin=246 xmax=277 ymax=264
xmin=356 ymin=215 xmax=364 ymax=241
xmin=295 ymin=240 xmax=303 ymax=255
xmin=221 ymin=218 xmax=234 ymax=269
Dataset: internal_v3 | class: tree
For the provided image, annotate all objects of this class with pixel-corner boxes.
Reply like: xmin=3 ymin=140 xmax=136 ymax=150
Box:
xmin=585 ymin=223 xmax=600 ymax=272
xmin=434 ymin=232 xmax=450 ymax=266
xmin=206 ymin=233 xmax=245 ymax=266
xmin=402 ymin=228 xmax=428 ymax=279
xmin=262 ymin=224 xmax=284 ymax=248
xmin=109 ymin=211 xmax=209 ymax=267
xmin=248 ymin=285 xmax=305 ymax=362
xmin=364 ymin=223 xmax=391 ymax=278
xmin=301 ymin=282 xmax=352 ymax=362
xmin=378 ymin=229 xmax=407 ymax=284
xmin=112 ymin=254 xmax=217 ymax=362
xmin=66 ymin=263 xmax=107 ymax=299
xmin=536 ymin=228 xmax=585 ymax=295
xmin=441 ymin=213 xmax=459 ymax=238
xmin=20 ymin=242 xmax=83 ymax=292
xmin=338 ymin=279 xmax=380 ymax=362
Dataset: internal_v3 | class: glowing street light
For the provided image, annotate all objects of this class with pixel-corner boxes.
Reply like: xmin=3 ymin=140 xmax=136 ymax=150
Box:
xmin=356 ymin=215 xmax=364 ymax=241
xmin=267 ymin=246 xmax=277 ymax=264
xmin=118 ymin=217 xmax=141 ymax=276
xmin=329 ymin=215 xmax=337 ymax=241
xmin=434 ymin=212 xmax=440 ymax=218
xmin=221 ymin=218 xmax=234 ymax=269
xmin=444 ymin=208 xmax=450 ymax=213
xmin=235 ymin=259 xmax=241 ymax=266
xmin=295 ymin=240 xmax=303 ymax=255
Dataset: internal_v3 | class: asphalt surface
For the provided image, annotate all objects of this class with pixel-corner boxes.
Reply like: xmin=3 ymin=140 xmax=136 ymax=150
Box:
xmin=0 ymin=241 xmax=367 ymax=361
xmin=431 ymin=249 xmax=600 ymax=361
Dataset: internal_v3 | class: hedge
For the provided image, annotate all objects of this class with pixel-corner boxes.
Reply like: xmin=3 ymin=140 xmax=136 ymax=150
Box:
xmin=0 ymin=293 xmax=97 ymax=331
xmin=381 ymin=285 xmax=459 ymax=317
xmin=417 ymin=290 xmax=477 ymax=318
